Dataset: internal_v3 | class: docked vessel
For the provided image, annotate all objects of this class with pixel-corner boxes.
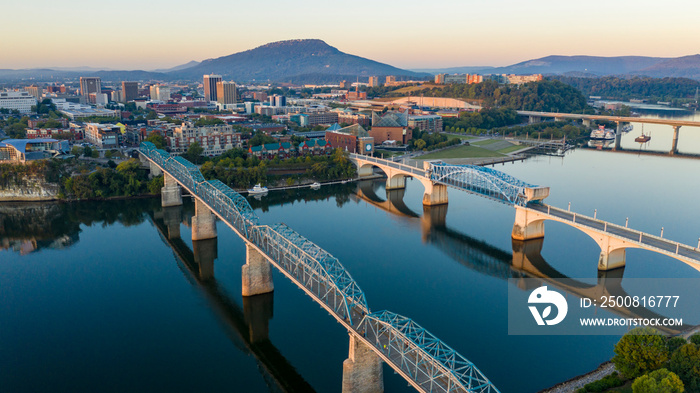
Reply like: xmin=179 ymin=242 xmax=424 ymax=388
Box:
xmin=247 ymin=184 xmax=268 ymax=194
xmin=590 ymin=125 xmax=615 ymax=140
xmin=635 ymin=125 xmax=651 ymax=143
xmin=310 ymin=182 xmax=321 ymax=189
xmin=622 ymin=124 xmax=633 ymax=133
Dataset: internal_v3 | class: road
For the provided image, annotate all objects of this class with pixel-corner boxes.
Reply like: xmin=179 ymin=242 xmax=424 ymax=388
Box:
xmin=529 ymin=204 xmax=700 ymax=261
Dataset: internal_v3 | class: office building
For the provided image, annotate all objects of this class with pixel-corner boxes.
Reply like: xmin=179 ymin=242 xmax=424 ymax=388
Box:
xmin=0 ymin=90 xmax=37 ymax=113
xmin=149 ymin=85 xmax=170 ymax=101
xmin=203 ymin=74 xmax=222 ymax=102
xmin=216 ymin=81 xmax=237 ymax=104
xmin=369 ymin=111 xmax=411 ymax=144
xmin=121 ymin=81 xmax=138 ymax=102
xmin=386 ymin=76 xmax=396 ymax=84
xmin=25 ymin=86 xmax=41 ymax=100
xmin=408 ymin=115 xmax=443 ymax=134
xmin=325 ymin=123 xmax=373 ymax=155
xmin=84 ymin=123 xmax=121 ymax=148
xmin=368 ymin=76 xmax=380 ymax=87
xmin=434 ymin=74 xmax=445 ymax=84
xmin=79 ymin=77 xmax=102 ymax=98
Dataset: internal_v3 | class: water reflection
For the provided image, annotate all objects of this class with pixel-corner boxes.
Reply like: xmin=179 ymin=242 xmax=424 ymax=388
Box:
xmin=148 ymin=205 xmax=315 ymax=393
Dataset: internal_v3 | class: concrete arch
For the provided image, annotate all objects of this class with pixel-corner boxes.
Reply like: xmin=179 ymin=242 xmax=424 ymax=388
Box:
xmin=512 ymin=206 xmax=700 ymax=272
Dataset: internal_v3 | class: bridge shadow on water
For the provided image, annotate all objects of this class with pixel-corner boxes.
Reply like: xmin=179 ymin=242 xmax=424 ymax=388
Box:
xmin=352 ymin=179 xmax=693 ymax=336
xmin=150 ymin=205 xmax=316 ymax=393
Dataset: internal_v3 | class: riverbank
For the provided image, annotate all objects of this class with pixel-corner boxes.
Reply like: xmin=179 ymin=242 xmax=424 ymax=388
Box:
xmin=538 ymin=362 xmax=616 ymax=393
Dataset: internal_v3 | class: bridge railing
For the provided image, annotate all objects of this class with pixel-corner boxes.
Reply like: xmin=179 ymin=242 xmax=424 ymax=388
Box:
xmin=359 ymin=310 xmax=500 ymax=393
xmin=536 ymin=204 xmax=700 ymax=259
xmin=140 ymin=142 xmax=501 ymax=392
xmin=349 ymin=153 xmax=427 ymax=177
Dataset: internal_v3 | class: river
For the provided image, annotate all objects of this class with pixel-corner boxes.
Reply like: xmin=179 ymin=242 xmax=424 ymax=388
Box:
xmin=2 ymin=116 xmax=700 ymax=392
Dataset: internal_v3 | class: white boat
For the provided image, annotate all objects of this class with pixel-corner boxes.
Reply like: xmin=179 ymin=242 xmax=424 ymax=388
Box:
xmin=247 ymin=184 xmax=268 ymax=194
xmin=310 ymin=182 xmax=321 ymax=189
xmin=590 ymin=125 xmax=615 ymax=140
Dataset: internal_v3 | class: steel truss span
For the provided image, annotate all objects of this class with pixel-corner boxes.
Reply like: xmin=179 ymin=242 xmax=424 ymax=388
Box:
xmin=430 ymin=161 xmax=536 ymax=206
xmin=139 ymin=142 xmax=500 ymax=393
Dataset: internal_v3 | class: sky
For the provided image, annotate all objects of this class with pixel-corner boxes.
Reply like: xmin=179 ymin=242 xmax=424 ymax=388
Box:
xmin=2 ymin=0 xmax=699 ymax=70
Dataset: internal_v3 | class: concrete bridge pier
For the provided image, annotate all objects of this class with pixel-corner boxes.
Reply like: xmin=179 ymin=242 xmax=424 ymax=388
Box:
xmin=341 ymin=335 xmax=384 ymax=393
xmin=242 ymin=243 xmax=274 ymax=297
xmin=358 ymin=164 xmax=374 ymax=178
xmin=528 ymin=115 xmax=541 ymax=124
xmin=162 ymin=205 xmax=182 ymax=239
xmin=597 ymin=236 xmax=627 ymax=271
xmin=582 ymin=119 xmax=592 ymax=128
xmin=422 ymin=182 xmax=448 ymax=206
xmin=149 ymin=161 xmax=162 ymax=177
xmin=670 ymin=125 xmax=681 ymax=155
xmin=511 ymin=206 xmax=545 ymax=241
xmin=614 ymin=121 xmax=622 ymax=151
xmin=192 ymin=237 xmax=217 ymax=281
xmin=162 ymin=173 xmax=182 ymax=207
xmin=242 ymin=292 xmax=274 ymax=344
xmin=386 ymin=173 xmax=406 ymax=190
xmin=191 ymin=199 xmax=217 ymax=241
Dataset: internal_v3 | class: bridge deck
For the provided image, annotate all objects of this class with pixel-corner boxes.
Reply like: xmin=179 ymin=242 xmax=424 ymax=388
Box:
xmin=140 ymin=142 xmax=500 ymax=393
xmin=528 ymin=204 xmax=700 ymax=267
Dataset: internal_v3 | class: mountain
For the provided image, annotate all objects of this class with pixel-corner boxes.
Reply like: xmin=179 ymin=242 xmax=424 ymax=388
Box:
xmin=173 ymin=39 xmax=428 ymax=83
xmin=635 ymin=54 xmax=700 ymax=79
xmin=410 ymin=66 xmax=495 ymax=75
xmin=153 ymin=60 xmax=200 ymax=73
xmin=487 ymin=55 xmax=669 ymax=76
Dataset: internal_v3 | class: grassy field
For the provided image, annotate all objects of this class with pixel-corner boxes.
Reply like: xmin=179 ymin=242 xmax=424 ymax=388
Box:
xmin=497 ymin=145 xmax=526 ymax=154
xmin=445 ymin=134 xmax=476 ymax=141
xmin=416 ymin=145 xmax=504 ymax=159
xmin=472 ymin=139 xmax=500 ymax=146
xmin=374 ymin=149 xmax=403 ymax=158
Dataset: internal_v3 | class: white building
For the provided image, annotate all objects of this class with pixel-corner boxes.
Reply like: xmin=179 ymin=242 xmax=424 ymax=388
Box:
xmin=52 ymin=99 xmax=119 ymax=120
xmin=0 ymin=90 xmax=37 ymax=113
xmin=150 ymin=85 xmax=170 ymax=101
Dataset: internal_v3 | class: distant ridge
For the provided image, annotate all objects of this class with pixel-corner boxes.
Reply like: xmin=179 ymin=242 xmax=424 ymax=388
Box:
xmin=418 ymin=55 xmax=700 ymax=80
xmin=171 ymin=39 xmax=428 ymax=83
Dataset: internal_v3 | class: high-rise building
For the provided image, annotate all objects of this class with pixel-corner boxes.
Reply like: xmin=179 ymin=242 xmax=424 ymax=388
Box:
xmin=79 ymin=77 xmax=101 ymax=98
xmin=274 ymin=95 xmax=286 ymax=107
xmin=203 ymin=74 xmax=222 ymax=102
xmin=368 ymin=76 xmax=380 ymax=87
xmin=149 ymin=85 xmax=171 ymax=101
xmin=121 ymin=81 xmax=138 ymax=102
xmin=216 ymin=81 xmax=237 ymax=104
xmin=385 ymin=76 xmax=396 ymax=84
xmin=25 ymin=85 xmax=41 ymax=100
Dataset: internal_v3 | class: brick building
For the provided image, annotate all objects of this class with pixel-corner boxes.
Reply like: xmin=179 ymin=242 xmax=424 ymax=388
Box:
xmin=369 ymin=111 xmax=411 ymax=144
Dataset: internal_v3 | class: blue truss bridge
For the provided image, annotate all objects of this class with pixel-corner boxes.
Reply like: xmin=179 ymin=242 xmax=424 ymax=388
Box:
xmin=139 ymin=141 xmax=500 ymax=393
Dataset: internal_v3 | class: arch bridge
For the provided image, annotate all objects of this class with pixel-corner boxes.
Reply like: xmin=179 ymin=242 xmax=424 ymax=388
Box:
xmin=348 ymin=153 xmax=700 ymax=272
xmin=139 ymin=142 xmax=500 ymax=393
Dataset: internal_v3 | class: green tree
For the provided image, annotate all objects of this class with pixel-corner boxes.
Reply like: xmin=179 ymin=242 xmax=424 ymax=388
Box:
xmin=414 ymin=139 xmax=427 ymax=150
xmin=248 ymin=131 xmax=276 ymax=147
xmin=83 ymin=146 xmax=93 ymax=157
xmin=669 ymin=343 xmax=700 ymax=392
xmin=185 ymin=141 xmax=204 ymax=164
xmin=632 ymin=368 xmax=685 ymax=393
xmin=613 ymin=327 xmax=670 ymax=379
xmin=145 ymin=133 xmax=166 ymax=149
xmin=690 ymin=335 xmax=700 ymax=346
xmin=669 ymin=337 xmax=690 ymax=354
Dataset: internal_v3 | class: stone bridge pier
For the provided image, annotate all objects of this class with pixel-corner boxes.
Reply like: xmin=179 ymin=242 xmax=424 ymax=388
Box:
xmin=341 ymin=335 xmax=384 ymax=393
xmin=192 ymin=237 xmax=217 ymax=281
xmin=191 ymin=199 xmax=217 ymax=241
xmin=162 ymin=172 xmax=182 ymax=207
xmin=242 ymin=244 xmax=274 ymax=296
xmin=671 ymin=125 xmax=681 ymax=155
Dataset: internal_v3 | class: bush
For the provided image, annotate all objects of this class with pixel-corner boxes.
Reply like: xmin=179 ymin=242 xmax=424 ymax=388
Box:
xmin=613 ymin=327 xmax=670 ymax=379
xmin=690 ymin=335 xmax=700 ymax=346
xmin=577 ymin=372 xmax=625 ymax=392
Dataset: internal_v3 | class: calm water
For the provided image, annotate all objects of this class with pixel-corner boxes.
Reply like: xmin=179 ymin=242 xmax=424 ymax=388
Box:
xmin=3 ymin=135 xmax=700 ymax=392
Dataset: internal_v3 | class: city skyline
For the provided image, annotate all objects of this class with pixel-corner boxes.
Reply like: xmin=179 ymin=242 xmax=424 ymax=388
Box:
xmin=1 ymin=0 xmax=699 ymax=70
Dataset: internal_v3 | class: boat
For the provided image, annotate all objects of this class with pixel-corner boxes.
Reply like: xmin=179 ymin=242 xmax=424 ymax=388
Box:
xmin=247 ymin=184 xmax=268 ymax=194
xmin=590 ymin=125 xmax=615 ymax=140
xmin=622 ymin=124 xmax=633 ymax=133
xmin=310 ymin=182 xmax=321 ymax=189
xmin=635 ymin=125 xmax=651 ymax=143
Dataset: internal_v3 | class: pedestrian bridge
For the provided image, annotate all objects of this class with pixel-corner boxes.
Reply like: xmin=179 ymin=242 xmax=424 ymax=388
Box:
xmin=348 ymin=153 xmax=700 ymax=272
xmin=139 ymin=142 xmax=500 ymax=393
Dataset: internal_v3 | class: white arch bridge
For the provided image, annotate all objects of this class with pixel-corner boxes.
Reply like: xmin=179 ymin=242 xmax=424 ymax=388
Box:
xmin=139 ymin=142 xmax=500 ymax=393
xmin=348 ymin=153 xmax=700 ymax=272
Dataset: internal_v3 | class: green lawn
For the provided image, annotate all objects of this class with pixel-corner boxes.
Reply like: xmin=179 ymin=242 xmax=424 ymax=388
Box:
xmin=445 ymin=134 xmax=476 ymax=141
xmin=497 ymin=145 xmax=526 ymax=154
xmin=417 ymin=145 xmax=504 ymax=159
xmin=472 ymin=139 xmax=500 ymax=146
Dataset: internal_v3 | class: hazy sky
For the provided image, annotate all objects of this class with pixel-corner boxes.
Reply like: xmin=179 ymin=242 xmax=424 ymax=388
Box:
xmin=2 ymin=0 xmax=698 ymax=70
